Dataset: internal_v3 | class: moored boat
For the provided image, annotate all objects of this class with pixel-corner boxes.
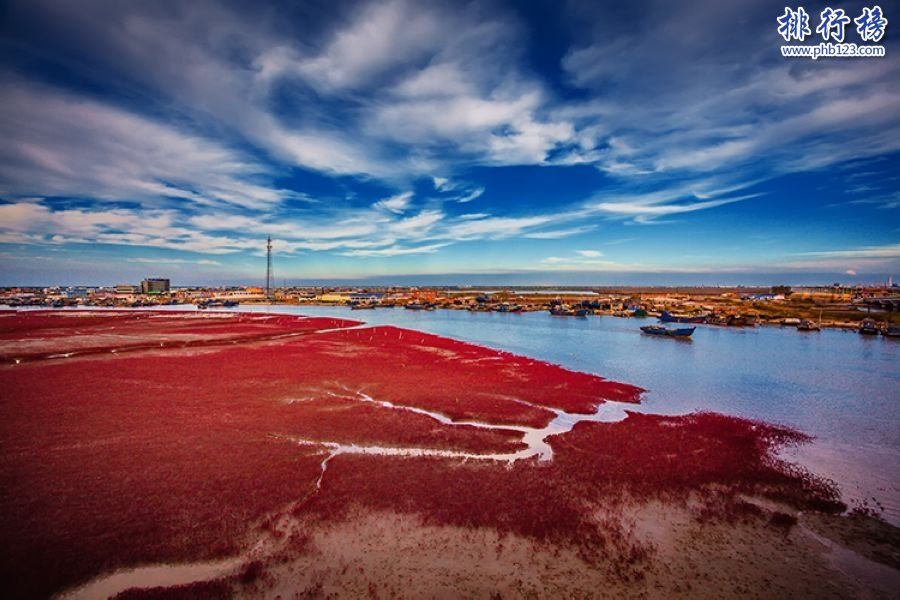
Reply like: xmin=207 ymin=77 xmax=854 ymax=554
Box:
xmin=549 ymin=305 xmax=588 ymax=317
xmin=859 ymin=318 xmax=879 ymax=335
xmin=659 ymin=311 xmax=706 ymax=324
xmin=882 ymin=325 xmax=900 ymax=338
xmin=797 ymin=319 xmax=820 ymax=331
xmin=405 ymin=302 xmax=436 ymax=311
xmin=641 ymin=325 xmax=695 ymax=338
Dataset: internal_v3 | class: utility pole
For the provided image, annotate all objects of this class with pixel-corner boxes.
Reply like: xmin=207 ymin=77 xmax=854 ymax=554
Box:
xmin=266 ymin=235 xmax=273 ymax=301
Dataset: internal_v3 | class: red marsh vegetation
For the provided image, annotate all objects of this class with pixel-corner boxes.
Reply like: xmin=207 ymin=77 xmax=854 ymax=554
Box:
xmin=0 ymin=312 xmax=841 ymax=598
xmin=0 ymin=310 xmax=358 ymax=363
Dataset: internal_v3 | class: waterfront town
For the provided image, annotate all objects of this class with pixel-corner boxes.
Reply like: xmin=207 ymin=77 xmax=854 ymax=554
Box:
xmin=2 ymin=278 xmax=898 ymax=331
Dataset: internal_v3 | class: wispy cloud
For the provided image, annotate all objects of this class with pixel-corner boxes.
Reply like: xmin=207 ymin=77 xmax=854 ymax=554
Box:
xmin=126 ymin=258 xmax=221 ymax=265
xmin=799 ymin=244 xmax=900 ymax=259
xmin=374 ymin=191 xmax=414 ymax=214
xmin=339 ymin=243 xmax=451 ymax=257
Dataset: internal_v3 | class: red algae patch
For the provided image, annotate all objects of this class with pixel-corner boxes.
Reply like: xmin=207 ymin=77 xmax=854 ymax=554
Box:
xmin=0 ymin=310 xmax=359 ymax=363
xmin=291 ymin=326 xmax=643 ymax=426
xmin=0 ymin=312 xmax=849 ymax=598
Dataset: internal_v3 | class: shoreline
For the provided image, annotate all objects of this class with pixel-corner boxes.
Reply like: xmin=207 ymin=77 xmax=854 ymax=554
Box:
xmin=4 ymin=301 xmax=898 ymax=334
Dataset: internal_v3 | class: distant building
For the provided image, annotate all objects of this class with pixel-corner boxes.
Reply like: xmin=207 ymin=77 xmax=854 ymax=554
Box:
xmin=141 ymin=278 xmax=170 ymax=295
xmin=317 ymin=292 xmax=353 ymax=303
xmin=115 ymin=284 xmax=140 ymax=295
xmin=350 ymin=292 xmax=383 ymax=302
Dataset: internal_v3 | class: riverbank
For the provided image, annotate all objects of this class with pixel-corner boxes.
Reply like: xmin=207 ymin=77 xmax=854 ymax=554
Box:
xmin=1 ymin=311 xmax=897 ymax=598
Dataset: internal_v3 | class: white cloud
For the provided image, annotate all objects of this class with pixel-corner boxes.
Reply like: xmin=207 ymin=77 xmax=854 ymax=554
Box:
xmin=576 ymin=250 xmax=603 ymax=258
xmin=523 ymin=226 xmax=598 ymax=239
xmin=456 ymin=187 xmax=485 ymax=203
xmin=799 ymin=244 xmax=900 ymax=259
xmin=374 ymin=191 xmax=413 ymax=214
xmin=339 ymin=242 xmax=450 ymax=257
xmin=445 ymin=215 xmax=556 ymax=240
xmin=126 ymin=258 xmax=221 ymax=265
xmin=291 ymin=0 xmax=445 ymax=91
xmin=0 ymin=82 xmax=285 ymax=210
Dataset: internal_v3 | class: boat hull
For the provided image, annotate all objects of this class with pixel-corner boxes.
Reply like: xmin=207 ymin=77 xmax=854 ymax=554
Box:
xmin=641 ymin=325 xmax=695 ymax=338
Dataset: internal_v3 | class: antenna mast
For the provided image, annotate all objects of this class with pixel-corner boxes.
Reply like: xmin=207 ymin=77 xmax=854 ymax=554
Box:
xmin=266 ymin=235 xmax=273 ymax=301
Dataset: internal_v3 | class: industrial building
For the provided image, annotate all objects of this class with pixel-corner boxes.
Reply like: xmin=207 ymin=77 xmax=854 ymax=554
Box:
xmin=141 ymin=278 xmax=170 ymax=294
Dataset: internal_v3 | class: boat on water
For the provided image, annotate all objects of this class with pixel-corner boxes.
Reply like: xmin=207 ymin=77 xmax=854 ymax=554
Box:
xmin=859 ymin=318 xmax=880 ymax=335
xmin=726 ymin=314 xmax=755 ymax=327
xmin=641 ymin=325 xmax=696 ymax=338
xmin=404 ymin=302 xmax=435 ymax=311
xmin=350 ymin=303 xmax=376 ymax=310
xmin=883 ymin=325 xmax=900 ymax=338
xmin=222 ymin=300 xmax=239 ymax=307
xmin=496 ymin=304 xmax=524 ymax=313
xmin=659 ymin=311 xmax=706 ymax=324
xmin=797 ymin=319 xmax=821 ymax=331
xmin=549 ymin=305 xmax=588 ymax=317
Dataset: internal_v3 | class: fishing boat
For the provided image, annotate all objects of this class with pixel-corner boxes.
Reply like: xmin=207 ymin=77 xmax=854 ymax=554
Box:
xmin=726 ymin=314 xmax=754 ymax=327
xmin=882 ymin=325 xmax=900 ymax=338
xmin=797 ymin=319 xmax=820 ymax=331
xmin=496 ymin=302 xmax=522 ymax=312
xmin=641 ymin=325 xmax=695 ymax=338
xmin=351 ymin=303 xmax=376 ymax=310
xmin=549 ymin=305 xmax=588 ymax=317
xmin=859 ymin=318 xmax=879 ymax=335
xmin=405 ymin=302 xmax=436 ymax=311
xmin=659 ymin=311 xmax=706 ymax=324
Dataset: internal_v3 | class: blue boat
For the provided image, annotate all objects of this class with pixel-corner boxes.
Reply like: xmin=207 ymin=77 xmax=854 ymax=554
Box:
xmin=641 ymin=325 xmax=696 ymax=338
xmin=659 ymin=311 xmax=706 ymax=324
xmin=549 ymin=305 xmax=588 ymax=317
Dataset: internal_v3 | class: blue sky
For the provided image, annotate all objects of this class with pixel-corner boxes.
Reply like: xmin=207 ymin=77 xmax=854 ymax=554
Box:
xmin=0 ymin=0 xmax=898 ymax=286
